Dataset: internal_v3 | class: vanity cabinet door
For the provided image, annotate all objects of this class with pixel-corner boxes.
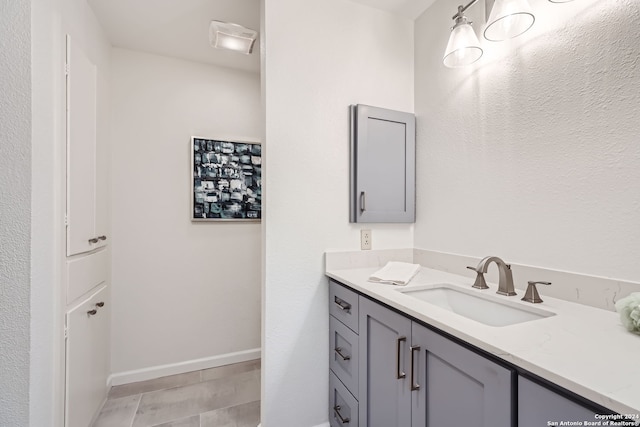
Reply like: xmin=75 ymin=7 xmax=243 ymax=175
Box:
xmin=518 ymin=377 xmax=597 ymax=427
xmin=359 ymin=297 xmax=412 ymax=427
xmin=411 ymin=323 xmax=514 ymax=427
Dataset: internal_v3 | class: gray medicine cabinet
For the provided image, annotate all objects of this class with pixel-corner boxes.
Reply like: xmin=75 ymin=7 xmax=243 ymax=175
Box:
xmin=350 ymin=104 xmax=416 ymax=223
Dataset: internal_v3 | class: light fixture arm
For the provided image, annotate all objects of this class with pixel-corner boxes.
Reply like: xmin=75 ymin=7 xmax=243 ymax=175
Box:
xmin=451 ymin=0 xmax=480 ymax=20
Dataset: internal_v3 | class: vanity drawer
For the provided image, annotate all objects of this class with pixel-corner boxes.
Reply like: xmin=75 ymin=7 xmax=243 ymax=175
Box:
xmin=329 ymin=280 xmax=359 ymax=333
xmin=329 ymin=371 xmax=359 ymax=427
xmin=330 ymin=316 xmax=359 ymax=398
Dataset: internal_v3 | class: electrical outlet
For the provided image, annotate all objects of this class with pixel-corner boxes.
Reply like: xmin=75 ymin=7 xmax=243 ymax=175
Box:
xmin=361 ymin=229 xmax=372 ymax=250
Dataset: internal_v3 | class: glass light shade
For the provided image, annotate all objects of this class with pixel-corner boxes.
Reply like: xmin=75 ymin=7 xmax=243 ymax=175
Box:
xmin=209 ymin=21 xmax=257 ymax=54
xmin=484 ymin=0 xmax=535 ymax=41
xmin=443 ymin=22 xmax=484 ymax=68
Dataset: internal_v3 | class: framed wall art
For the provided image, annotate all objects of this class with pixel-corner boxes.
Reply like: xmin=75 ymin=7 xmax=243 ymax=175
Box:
xmin=191 ymin=136 xmax=262 ymax=221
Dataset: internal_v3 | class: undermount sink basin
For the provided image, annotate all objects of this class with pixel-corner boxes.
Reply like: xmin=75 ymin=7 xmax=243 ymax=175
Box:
xmin=397 ymin=284 xmax=555 ymax=327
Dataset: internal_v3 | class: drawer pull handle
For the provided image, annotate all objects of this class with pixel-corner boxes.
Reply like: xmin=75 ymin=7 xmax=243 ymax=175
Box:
xmin=87 ymin=309 xmax=97 ymax=316
xmin=88 ymin=237 xmax=99 ymax=244
xmin=334 ymin=296 xmax=351 ymax=312
xmin=396 ymin=336 xmax=407 ymax=379
xmin=333 ymin=405 xmax=350 ymax=424
xmin=410 ymin=345 xmax=421 ymax=391
xmin=98 ymin=235 xmax=107 ymax=241
xmin=360 ymin=191 xmax=366 ymax=213
xmin=95 ymin=302 xmax=105 ymax=308
xmin=334 ymin=347 xmax=351 ymax=361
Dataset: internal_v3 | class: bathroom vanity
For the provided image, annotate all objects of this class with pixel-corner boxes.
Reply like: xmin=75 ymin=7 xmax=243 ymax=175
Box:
xmin=326 ymin=259 xmax=640 ymax=427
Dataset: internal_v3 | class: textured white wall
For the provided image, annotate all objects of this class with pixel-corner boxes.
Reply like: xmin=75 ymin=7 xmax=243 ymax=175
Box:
xmin=263 ymin=0 xmax=414 ymax=425
xmin=110 ymin=49 xmax=262 ymax=375
xmin=414 ymin=0 xmax=640 ymax=282
xmin=0 ymin=0 xmax=31 ymax=425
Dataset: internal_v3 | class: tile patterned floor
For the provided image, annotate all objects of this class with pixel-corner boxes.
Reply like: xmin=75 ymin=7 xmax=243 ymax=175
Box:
xmin=92 ymin=359 xmax=261 ymax=427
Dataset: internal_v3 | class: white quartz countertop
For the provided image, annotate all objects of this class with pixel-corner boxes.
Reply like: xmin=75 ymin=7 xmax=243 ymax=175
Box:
xmin=326 ymin=266 xmax=640 ymax=416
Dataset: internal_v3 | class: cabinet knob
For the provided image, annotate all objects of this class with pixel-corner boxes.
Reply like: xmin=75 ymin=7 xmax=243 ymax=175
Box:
xmin=88 ymin=238 xmax=99 ymax=244
xmin=95 ymin=302 xmax=105 ymax=308
xmin=98 ymin=235 xmax=107 ymax=241
xmin=87 ymin=309 xmax=97 ymax=316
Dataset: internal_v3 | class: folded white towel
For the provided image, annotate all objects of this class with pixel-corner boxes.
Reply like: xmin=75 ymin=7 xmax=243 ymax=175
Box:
xmin=369 ymin=262 xmax=421 ymax=286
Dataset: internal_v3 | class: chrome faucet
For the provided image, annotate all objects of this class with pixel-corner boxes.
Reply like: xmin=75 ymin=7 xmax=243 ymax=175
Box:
xmin=475 ymin=256 xmax=517 ymax=296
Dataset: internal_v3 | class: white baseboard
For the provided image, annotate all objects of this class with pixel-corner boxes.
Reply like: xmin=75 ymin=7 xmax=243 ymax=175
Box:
xmin=108 ymin=348 xmax=261 ymax=386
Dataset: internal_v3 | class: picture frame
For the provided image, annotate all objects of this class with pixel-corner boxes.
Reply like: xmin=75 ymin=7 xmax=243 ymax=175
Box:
xmin=191 ymin=136 xmax=262 ymax=221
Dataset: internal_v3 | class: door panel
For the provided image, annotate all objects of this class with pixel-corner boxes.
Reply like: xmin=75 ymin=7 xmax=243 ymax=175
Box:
xmin=412 ymin=323 xmax=514 ymax=427
xmin=350 ymin=104 xmax=415 ymax=223
xmin=65 ymin=286 xmax=109 ymax=427
xmin=519 ymin=377 xmax=597 ymax=427
xmin=66 ymin=35 xmax=98 ymax=256
xmin=359 ymin=297 xmax=412 ymax=427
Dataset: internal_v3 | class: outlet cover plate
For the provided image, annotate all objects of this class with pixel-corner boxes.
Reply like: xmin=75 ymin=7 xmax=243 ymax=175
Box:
xmin=361 ymin=229 xmax=372 ymax=250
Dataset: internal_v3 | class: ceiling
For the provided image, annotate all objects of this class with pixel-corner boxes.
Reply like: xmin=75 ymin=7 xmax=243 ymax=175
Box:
xmin=88 ymin=0 xmax=261 ymax=73
xmin=350 ymin=0 xmax=435 ymax=19
xmin=88 ymin=0 xmax=433 ymax=73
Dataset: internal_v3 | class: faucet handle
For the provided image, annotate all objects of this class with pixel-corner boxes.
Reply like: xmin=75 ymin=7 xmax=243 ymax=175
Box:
xmin=522 ymin=281 xmax=551 ymax=304
xmin=466 ymin=266 xmax=489 ymax=290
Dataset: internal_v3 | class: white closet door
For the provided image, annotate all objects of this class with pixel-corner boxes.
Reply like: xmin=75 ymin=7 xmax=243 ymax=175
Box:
xmin=65 ymin=285 xmax=109 ymax=427
xmin=66 ymin=35 xmax=99 ymax=256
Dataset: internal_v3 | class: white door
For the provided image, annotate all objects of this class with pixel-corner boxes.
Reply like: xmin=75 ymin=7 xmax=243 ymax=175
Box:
xmin=65 ymin=285 xmax=109 ymax=427
xmin=66 ymin=36 xmax=105 ymax=256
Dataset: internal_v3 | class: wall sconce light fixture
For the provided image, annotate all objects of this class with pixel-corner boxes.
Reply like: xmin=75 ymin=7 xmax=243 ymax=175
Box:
xmin=443 ymin=6 xmax=484 ymax=68
xmin=209 ymin=21 xmax=258 ymax=55
xmin=444 ymin=0 xmax=572 ymax=67
xmin=484 ymin=0 xmax=535 ymax=41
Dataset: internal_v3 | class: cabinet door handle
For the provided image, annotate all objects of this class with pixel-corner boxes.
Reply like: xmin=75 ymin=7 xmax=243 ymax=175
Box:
xmin=88 ymin=237 xmax=99 ymax=244
xmin=98 ymin=235 xmax=107 ymax=241
xmin=87 ymin=309 xmax=97 ymax=316
xmin=396 ymin=336 xmax=407 ymax=379
xmin=334 ymin=347 xmax=351 ymax=361
xmin=410 ymin=345 xmax=421 ymax=391
xmin=333 ymin=405 xmax=350 ymax=424
xmin=360 ymin=191 xmax=366 ymax=213
xmin=334 ymin=296 xmax=351 ymax=312
xmin=95 ymin=302 xmax=105 ymax=308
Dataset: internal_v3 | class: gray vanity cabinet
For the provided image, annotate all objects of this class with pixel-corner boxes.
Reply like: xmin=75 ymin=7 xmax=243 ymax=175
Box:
xmin=330 ymin=280 xmax=603 ymax=427
xmin=358 ymin=297 xmax=412 ymax=427
xmin=518 ymin=377 xmax=597 ymax=427
xmin=411 ymin=323 xmax=513 ymax=427
xmin=358 ymin=296 xmax=513 ymax=427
